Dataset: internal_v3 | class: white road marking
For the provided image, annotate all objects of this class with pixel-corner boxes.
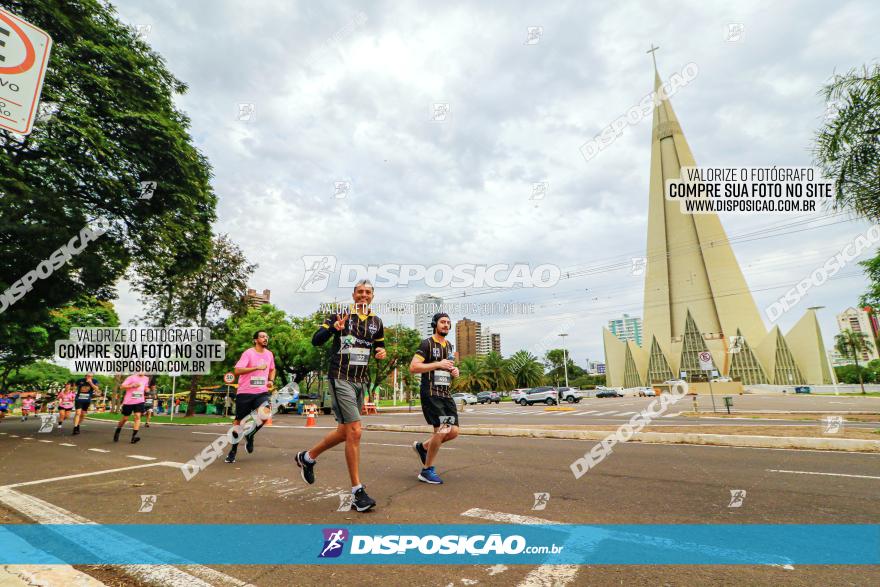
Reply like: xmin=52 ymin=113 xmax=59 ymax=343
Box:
xmin=88 ymin=448 xmax=110 ymax=453
xmin=577 ymin=410 xmax=599 ymax=415
xmin=38 ymin=440 xmax=53 ymax=443
xmin=128 ymin=455 xmax=157 ymax=461
xmin=461 ymin=508 xmax=578 ymax=586
xmin=0 ymin=461 xmax=183 ymax=489
xmin=0 ymin=486 xmax=250 ymax=587
xmin=59 ymin=443 xmax=76 ymax=447
xmin=22 ymin=437 xmax=34 ymax=440
xmin=594 ymin=411 xmax=618 ymax=416
xmin=768 ymin=469 xmax=880 ymax=480
xmin=10 ymin=435 xmax=20 ymax=438
xmin=617 ymin=411 xmax=636 ymax=416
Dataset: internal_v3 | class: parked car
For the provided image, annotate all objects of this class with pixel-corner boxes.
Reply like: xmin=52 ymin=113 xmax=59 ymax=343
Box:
xmin=273 ymin=382 xmax=300 ymax=414
xmin=556 ymin=387 xmax=584 ymax=403
xmin=710 ymin=377 xmax=732 ymax=383
xmin=476 ymin=391 xmax=501 ymax=404
xmin=517 ymin=386 xmax=559 ymax=406
xmin=636 ymin=387 xmax=656 ymax=397
xmin=596 ymin=389 xmax=624 ymax=398
xmin=452 ymin=393 xmax=478 ymax=405
xmin=511 ymin=389 xmax=531 ymax=402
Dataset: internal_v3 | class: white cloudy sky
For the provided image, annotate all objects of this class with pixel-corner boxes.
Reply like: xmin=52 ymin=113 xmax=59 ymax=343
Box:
xmin=109 ymin=0 xmax=878 ymax=365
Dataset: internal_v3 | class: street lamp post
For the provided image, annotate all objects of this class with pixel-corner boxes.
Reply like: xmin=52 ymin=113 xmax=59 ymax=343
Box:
xmin=558 ymin=333 xmax=570 ymax=388
xmin=808 ymin=306 xmax=839 ymax=396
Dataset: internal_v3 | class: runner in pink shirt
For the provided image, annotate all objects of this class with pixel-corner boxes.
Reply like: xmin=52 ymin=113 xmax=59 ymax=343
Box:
xmin=114 ymin=372 xmax=150 ymax=444
xmin=20 ymin=397 xmax=35 ymax=421
xmin=57 ymin=381 xmax=76 ymax=429
xmin=224 ymin=330 xmax=275 ymax=464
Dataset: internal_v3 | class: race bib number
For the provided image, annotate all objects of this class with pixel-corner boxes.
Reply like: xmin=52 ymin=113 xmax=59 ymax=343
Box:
xmin=346 ymin=347 xmax=370 ymax=366
xmin=434 ymin=370 xmax=451 ymax=387
xmin=250 ymin=377 xmax=266 ymax=386
xmin=131 ymin=392 xmax=143 ymax=400
xmin=77 ymin=393 xmax=90 ymax=401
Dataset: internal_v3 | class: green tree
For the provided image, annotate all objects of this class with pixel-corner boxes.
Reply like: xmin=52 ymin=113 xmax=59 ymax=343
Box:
xmin=834 ymin=364 xmax=875 ymax=385
xmin=507 ymin=350 xmax=543 ymax=388
xmin=368 ymin=324 xmax=422 ymax=399
xmin=543 ymin=348 xmax=585 ymax=386
xmin=814 ymin=64 xmax=880 ymax=220
xmin=158 ymin=235 xmax=256 ymax=416
xmin=453 ymin=355 xmax=491 ymax=392
xmin=835 ymin=329 xmax=874 ymax=393
xmin=0 ymin=0 xmax=216 ymax=381
xmin=482 ymin=351 xmax=515 ymax=391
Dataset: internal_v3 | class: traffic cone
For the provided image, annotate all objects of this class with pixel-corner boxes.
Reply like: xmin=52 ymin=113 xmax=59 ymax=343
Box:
xmin=306 ymin=406 xmax=316 ymax=428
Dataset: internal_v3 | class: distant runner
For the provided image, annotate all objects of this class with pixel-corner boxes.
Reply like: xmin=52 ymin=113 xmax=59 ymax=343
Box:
xmin=72 ymin=374 xmax=100 ymax=435
xmin=224 ymin=331 xmax=276 ymax=464
xmin=20 ymin=396 xmax=35 ymax=421
xmin=57 ymin=381 xmax=76 ymax=430
xmin=144 ymin=380 xmax=157 ymax=428
xmin=295 ymin=280 xmax=386 ymax=513
xmin=114 ymin=371 xmax=150 ymax=444
xmin=0 ymin=394 xmax=10 ymax=422
xmin=409 ymin=313 xmax=460 ymax=484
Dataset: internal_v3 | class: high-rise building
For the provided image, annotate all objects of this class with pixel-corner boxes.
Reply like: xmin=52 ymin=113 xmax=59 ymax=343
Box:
xmin=245 ymin=288 xmax=271 ymax=309
xmin=607 ymin=314 xmax=643 ymax=346
xmin=476 ymin=329 xmax=501 ymax=356
xmin=414 ymin=294 xmax=443 ymax=338
xmin=836 ymin=307 xmax=880 ymax=362
xmin=456 ymin=318 xmax=481 ymax=358
xmin=602 ymin=56 xmax=831 ymax=387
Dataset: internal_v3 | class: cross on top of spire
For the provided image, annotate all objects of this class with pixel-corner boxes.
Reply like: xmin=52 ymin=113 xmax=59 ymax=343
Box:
xmin=646 ymin=43 xmax=660 ymax=70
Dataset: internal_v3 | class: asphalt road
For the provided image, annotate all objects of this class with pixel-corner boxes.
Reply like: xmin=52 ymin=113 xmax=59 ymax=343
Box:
xmin=0 ymin=414 xmax=878 ymax=586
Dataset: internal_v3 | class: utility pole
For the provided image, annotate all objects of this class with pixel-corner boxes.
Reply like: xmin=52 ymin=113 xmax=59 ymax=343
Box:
xmin=558 ymin=333 xmax=570 ymax=388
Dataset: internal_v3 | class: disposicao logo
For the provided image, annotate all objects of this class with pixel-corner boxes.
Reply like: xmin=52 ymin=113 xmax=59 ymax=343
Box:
xmin=319 ymin=528 xmax=349 ymax=558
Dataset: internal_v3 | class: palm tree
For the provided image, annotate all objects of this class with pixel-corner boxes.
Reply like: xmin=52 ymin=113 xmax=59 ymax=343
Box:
xmin=507 ymin=350 xmax=544 ymax=388
xmin=482 ymin=351 xmax=515 ymax=391
xmin=814 ymin=63 xmax=880 ymax=220
xmin=453 ymin=356 xmax=491 ymax=392
xmin=835 ymin=329 xmax=874 ymax=394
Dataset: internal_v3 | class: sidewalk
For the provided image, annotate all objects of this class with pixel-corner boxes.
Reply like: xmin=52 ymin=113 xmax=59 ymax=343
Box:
xmin=0 ymin=565 xmax=105 ymax=586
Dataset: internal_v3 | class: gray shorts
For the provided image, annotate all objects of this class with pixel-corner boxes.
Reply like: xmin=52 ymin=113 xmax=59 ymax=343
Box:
xmin=329 ymin=379 xmax=366 ymax=424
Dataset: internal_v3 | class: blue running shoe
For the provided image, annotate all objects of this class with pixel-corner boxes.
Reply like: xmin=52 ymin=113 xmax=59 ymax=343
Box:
xmin=418 ymin=466 xmax=443 ymax=484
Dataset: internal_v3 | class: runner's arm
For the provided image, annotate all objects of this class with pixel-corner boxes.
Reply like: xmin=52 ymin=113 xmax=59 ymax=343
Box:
xmin=312 ymin=317 xmax=337 ymax=346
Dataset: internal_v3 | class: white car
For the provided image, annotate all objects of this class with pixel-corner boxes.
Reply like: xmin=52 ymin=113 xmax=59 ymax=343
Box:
xmin=511 ymin=389 xmax=530 ymax=402
xmin=452 ymin=393 xmax=478 ymax=405
xmin=637 ymin=387 xmax=656 ymax=397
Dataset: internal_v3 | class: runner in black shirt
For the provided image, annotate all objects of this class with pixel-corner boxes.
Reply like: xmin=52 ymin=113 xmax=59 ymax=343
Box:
xmin=295 ymin=280 xmax=386 ymax=512
xmin=72 ymin=374 xmax=100 ymax=435
xmin=409 ymin=313 xmax=459 ymax=484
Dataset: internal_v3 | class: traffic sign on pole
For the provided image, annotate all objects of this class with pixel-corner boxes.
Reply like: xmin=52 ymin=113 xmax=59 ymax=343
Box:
xmin=0 ymin=8 xmax=52 ymax=135
xmin=698 ymin=351 xmax=714 ymax=371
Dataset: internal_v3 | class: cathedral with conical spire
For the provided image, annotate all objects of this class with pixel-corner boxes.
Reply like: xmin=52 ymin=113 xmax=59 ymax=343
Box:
xmin=602 ymin=52 xmax=832 ymax=389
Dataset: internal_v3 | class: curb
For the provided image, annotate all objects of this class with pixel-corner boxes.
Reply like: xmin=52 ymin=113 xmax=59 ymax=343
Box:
xmin=0 ymin=565 xmax=105 ymax=586
xmin=365 ymin=424 xmax=880 ymax=452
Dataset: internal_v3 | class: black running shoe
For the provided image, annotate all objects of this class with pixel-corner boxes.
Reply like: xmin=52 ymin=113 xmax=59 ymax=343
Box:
xmin=245 ymin=433 xmax=255 ymax=454
xmin=130 ymin=435 xmax=141 ymax=444
xmin=73 ymin=426 xmax=80 ymax=436
xmin=412 ymin=441 xmax=427 ymax=466
xmin=351 ymin=486 xmax=376 ymax=512
xmin=113 ymin=428 xmax=121 ymax=442
xmin=224 ymin=452 xmax=236 ymax=464
xmin=295 ymin=451 xmax=315 ymax=484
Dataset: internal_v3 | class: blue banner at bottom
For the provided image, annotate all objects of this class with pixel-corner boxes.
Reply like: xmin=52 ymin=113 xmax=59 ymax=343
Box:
xmin=0 ymin=524 xmax=877 ymax=565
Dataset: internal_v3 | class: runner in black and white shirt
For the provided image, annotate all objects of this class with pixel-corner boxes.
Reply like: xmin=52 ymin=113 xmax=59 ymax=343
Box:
xmin=409 ymin=313 xmax=459 ymax=484
xmin=295 ymin=280 xmax=386 ymax=512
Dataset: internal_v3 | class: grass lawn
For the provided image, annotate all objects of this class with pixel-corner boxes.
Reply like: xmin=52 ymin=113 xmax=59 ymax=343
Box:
xmin=377 ymin=399 xmax=421 ymax=407
xmin=836 ymin=392 xmax=880 ymax=397
xmin=87 ymin=412 xmax=232 ymax=425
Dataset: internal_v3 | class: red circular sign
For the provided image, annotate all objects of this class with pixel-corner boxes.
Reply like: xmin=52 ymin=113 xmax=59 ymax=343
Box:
xmin=0 ymin=11 xmax=36 ymax=75
xmin=223 ymin=372 xmax=235 ymax=384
